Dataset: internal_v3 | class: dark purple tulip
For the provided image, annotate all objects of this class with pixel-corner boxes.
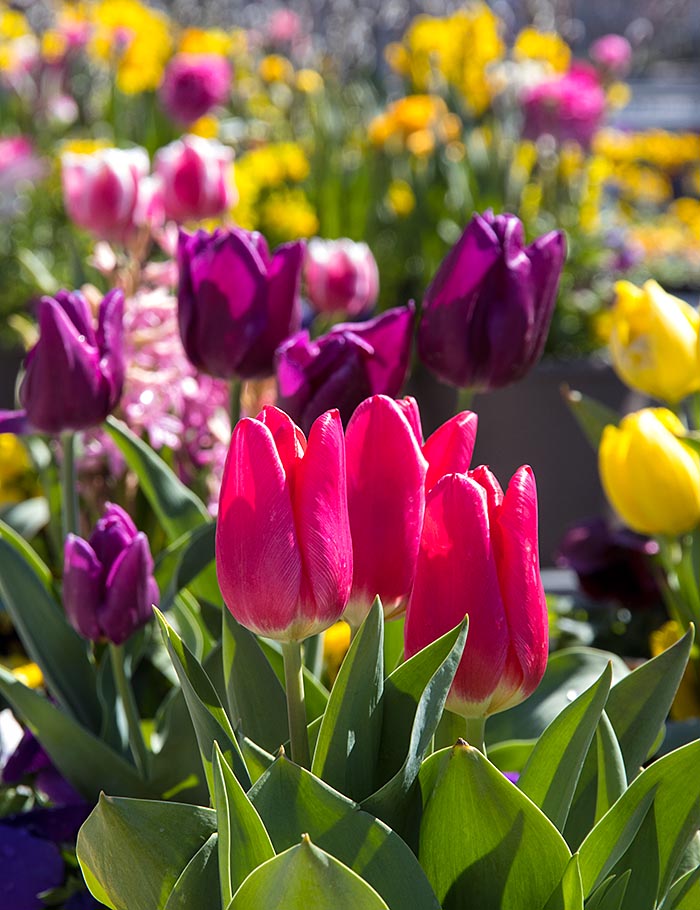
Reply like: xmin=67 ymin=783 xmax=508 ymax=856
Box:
xmin=63 ymin=503 xmax=159 ymax=645
xmin=276 ymin=303 xmax=414 ymax=434
xmin=417 ymin=211 xmax=566 ymax=391
xmin=16 ymin=289 xmax=124 ymax=434
xmin=0 ymin=825 xmax=64 ymax=910
xmin=177 ymin=227 xmax=305 ymax=380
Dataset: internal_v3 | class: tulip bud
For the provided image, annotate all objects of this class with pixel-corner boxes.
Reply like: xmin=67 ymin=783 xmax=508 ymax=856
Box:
xmin=17 ymin=289 xmax=124 ymax=434
xmin=404 ymin=465 xmax=548 ymax=718
xmin=599 ymin=408 xmax=700 ymax=536
xmin=305 ymin=238 xmax=379 ymax=316
xmin=276 ymin=303 xmax=414 ymax=434
xmin=64 ymin=504 xmax=159 ymax=645
xmin=417 ymin=211 xmax=565 ymax=391
xmin=159 ymin=53 xmax=232 ymax=125
xmin=61 ymin=146 xmax=149 ymax=241
xmin=154 ymin=135 xmax=235 ymax=223
xmin=216 ymin=406 xmax=352 ymax=641
xmin=609 ymin=280 xmax=700 ymax=404
xmin=178 ymin=227 xmax=305 ymax=379
xmin=423 ymin=409 xmax=478 ymax=491
xmin=344 ymin=395 xmax=427 ymax=626
xmin=590 ymin=34 xmax=632 ymax=77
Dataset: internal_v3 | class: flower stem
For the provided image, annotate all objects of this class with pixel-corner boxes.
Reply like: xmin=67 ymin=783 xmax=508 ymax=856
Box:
xmin=110 ymin=642 xmax=150 ymax=779
xmin=457 ymin=387 xmax=474 ymax=413
xmin=282 ymin=640 xmax=311 ymax=769
xmin=465 ymin=716 xmax=487 ymax=755
xmin=229 ymin=378 xmax=242 ymax=429
xmin=60 ymin=431 xmax=80 ymax=538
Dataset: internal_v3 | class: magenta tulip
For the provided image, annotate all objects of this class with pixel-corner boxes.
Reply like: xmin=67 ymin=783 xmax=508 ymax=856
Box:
xmin=423 ymin=409 xmax=478 ymax=491
xmin=305 ymin=238 xmax=379 ymax=316
xmin=404 ymin=464 xmax=548 ymax=718
xmin=159 ymin=53 xmax=232 ymax=125
xmin=216 ymin=406 xmax=352 ymax=641
xmin=154 ymin=135 xmax=234 ymax=223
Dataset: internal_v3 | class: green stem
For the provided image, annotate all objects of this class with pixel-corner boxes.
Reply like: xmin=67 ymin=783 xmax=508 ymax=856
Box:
xmin=688 ymin=392 xmax=700 ymax=433
xmin=657 ymin=536 xmax=694 ymax=627
xmin=282 ymin=641 xmax=311 ymax=769
xmin=434 ymin=709 xmax=467 ymax=750
xmin=229 ymin=378 xmax=242 ymax=429
xmin=457 ymin=387 xmax=474 ymax=413
xmin=60 ymin=431 xmax=79 ymax=538
xmin=465 ymin=716 xmax=487 ymax=755
xmin=303 ymin=632 xmax=324 ymax=678
xmin=110 ymin=643 xmax=150 ymax=779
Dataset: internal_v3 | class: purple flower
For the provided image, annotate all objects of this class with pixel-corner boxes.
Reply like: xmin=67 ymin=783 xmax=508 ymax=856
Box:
xmin=521 ymin=64 xmax=606 ymax=148
xmin=417 ymin=211 xmax=565 ymax=391
xmin=159 ymin=53 xmax=232 ymax=125
xmin=154 ymin=135 xmax=234 ymax=223
xmin=63 ymin=503 xmax=159 ymax=645
xmin=0 ymin=825 xmax=64 ymax=910
xmin=178 ymin=226 xmax=305 ymax=379
xmin=590 ymin=34 xmax=632 ymax=78
xmin=276 ymin=303 xmax=414 ymax=434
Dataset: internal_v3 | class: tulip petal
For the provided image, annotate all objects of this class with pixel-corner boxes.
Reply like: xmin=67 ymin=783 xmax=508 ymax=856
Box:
xmin=395 ymin=396 xmax=423 ymax=444
xmin=54 ymin=290 xmax=97 ymax=345
xmin=469 ymin=464 xmax=504 ymax=518
xmin=216 ymin=417 xmax=302 ymax=637
xmin=96 ymin=288 xmax=125 ymax=407
xmin=90 ymin=502 xmax=138 ymax=573
xmin=63 ymin=536 xmax=103 ymax=641
xmin=339 ymin=303 xmax=415 ymax=398
xmin=423 ymin=410 xmax=478 ymax=490
xmin=256 ymin=405 xmax=306 ymax=484
xmin=525 ymin=230 xmax=566 ymax=368
xmin=101 ymin=534 xmax=157 ymax=644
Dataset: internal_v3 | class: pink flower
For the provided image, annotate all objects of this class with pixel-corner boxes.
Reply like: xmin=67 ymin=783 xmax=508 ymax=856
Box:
xmin=305 ymin=238 xmax=379 ymax=316
xmin=267 ymin=9 xmax=302 ymax=45
xmin=522 ymin=64 xmax=606 ymax=148
xmin=590 ymin=34 xmax=632 ymax=77
xmin=159 ymin=53 xmax=232 ymax=125
xmin=154 ymin=135 xmax=235 ymax=223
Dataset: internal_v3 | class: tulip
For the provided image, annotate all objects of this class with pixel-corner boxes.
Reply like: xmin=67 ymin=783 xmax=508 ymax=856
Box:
xmin=10 ymin=289 xmax=124 ymax=435
xmin=154 ymin=135 xmax=234 ymax=223
xmin=417 ymin=211 xmax=565 ymax=391
xmin=159 ymin=53 xmax=232 ymax=125
xmin=344 ymin=395 xmax=427 ymax=625
xmin=599 ymin=408 xmax=700 ymax=536
xmin=404 ymin=465 xmax=548 ymax=718
xmin=305 ymin=238 xmax=379 ymax=316
xmin=61 ymin=146 xmax=149 ymax=241
xmin=63 ymin=503 xmax=159 ymax=645
xmin=609 ymin=280 xmax=700 ymax=404
xmin=178 ymin=227 xmax=305 ymax=379
xmin=423 ymin=409 xmax=478 ymax=491
xmin=216 ymin=406 xmax=352 ymax=641
xmin=276 ymin=303 xmax=414 ymax=434
xmin=590 ymin=34 xmax=632 ymax=77
xmin=521 ymin=64 xmax=606 ymax=148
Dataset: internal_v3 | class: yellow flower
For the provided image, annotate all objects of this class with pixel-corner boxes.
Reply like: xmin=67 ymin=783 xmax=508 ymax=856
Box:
xmin=295 ymin=68 xmax=323 ymax=94
xmin=258 ymin=188 xmax=318 ymax=240
xmin=0 ymin=434 xmax=31 ymax=505
xmin=607 ymin=82 xmax=631 ymax=110
xmin=323 ymin=621 xmax=351 ymax=685
xmin=0 ymin=8 xmax=28 ymax=40
xmin=513 ymin=27 xmax=570 ymax=73
xmin=41 ymin=29 xmax=68 ymax=63
xmin=179 ymin=27 xmax=232 ymax=56
xmin=650 ymin=621 xmax=700 ymax=720
xmin=406 ymin=128 xmax=435 ymax=158
xmin=599 ymin=408 xmax=700 ymax=536
xmin=258 ymin=54 xmax=293 ymax=84
xmin=190 ymin=115 xmax=219 ymax=138
xmin=609 ymin=280 xmax=700 ymax=403
xmin=386 ymin=179 xmax=415 ymax=217
xmin=12 ymin=662 xmax=44 ymax=689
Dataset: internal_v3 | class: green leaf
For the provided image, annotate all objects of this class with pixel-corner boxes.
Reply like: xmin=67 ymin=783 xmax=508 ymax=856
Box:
xmin=586 ymin=872 xmax=631 ymax=910
xmin=486 ymin=740 xmax=535 ymax=774
xmin=105 ymin=416 xmax=209 ymax=541
xmin=312 ymin=598 xmax=384 ymax=801
xmin=222 ymin=609 xmax=288 ymax=753
xmin=0 ymin=516 xmax=52 ymax=587
xmin=417 ymin=742 xmax=571 ymax=910
xmin=249 ymin=754 xmax=440 ymax=910
xmin=561 ymin=386 xmax=620 ymax=449
xmin=0 ymin=669 xmax=151 ymax=802
xmin=227 ymin=836 xmax=390 ymax=910
xmin=155 ymin=609 xmax=250 ymax=795
xmin=0 ymin=537 xmax=101 ymax=731
xmin=661 ymin=866 xmax=700 ymax=909
xmin=383 ymin=616 xmax=404 ymax=672
xmin=163 ymin=833 xmax=221 ymax=910
xmin=595 ymin=712 xmax=627 ymax=823
xmin=519 ymin=664 xmax=612 ymax=831
xmin=542 ymin=855 xmax=584 ymax=910
xmin=150 ymin=687 xmax=208 ymax=804
xmin=0 ymin=497 xmax=49 ymax=539
xmin=259 ymin=639 xmax=329 ymax=722
xmin=77 ymin=794 xmax=217 ymax=910
xmin=212 ymin=742 xmax=275 ymax=906
xmin=156 ymin=522 xmax=221 ymax=611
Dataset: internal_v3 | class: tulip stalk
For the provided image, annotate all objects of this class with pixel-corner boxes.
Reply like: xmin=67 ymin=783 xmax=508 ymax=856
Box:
xmin=109 ymin=642 xmax=150 ymax=779
xmin=229 ymin=378 xmax=242 ymax=429
xmin=465 ymin=717 xmax=487 ymax=755
xmin=282 ymin=641 xmax=311 ymax=769
xmin=60 ymin=431 xmax=80 ymax=538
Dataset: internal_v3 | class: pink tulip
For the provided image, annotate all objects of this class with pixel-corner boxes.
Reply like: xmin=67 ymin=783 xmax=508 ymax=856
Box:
xmin=590 ymin=34 xmax=632 ymax=77
xmin=305 ymin=238 xmax=380 ymax=316
xmin=159 ymin=53 xmax=232 ymax=125
xmin=61 ymin=146 xmax=149 ymax=241
xmin=521 ymin=64 xmax=606 ymax=148
xmin=344 ymin=395 xmax=427 ymax=626
xmin=216 ymin=406 xmax=352 ymax=641
xmin=404 ymin=465 xmax=548 ymax=718
xmin=423 ymin=410 xmax=478 ymax=491
xmin=154 ymin=135 xmax=235 ymax=223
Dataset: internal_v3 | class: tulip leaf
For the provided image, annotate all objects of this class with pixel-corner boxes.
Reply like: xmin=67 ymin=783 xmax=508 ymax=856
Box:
xmin=542 ymin=855 xmax=584 ymax=910
xmin=259 ymin=639 xmax=329 ymax=722
xmin=212 ymin=742 xmax=275 ymax=906
xmin=518 ymin=663 xmax=612 ymax=831
xmin=150 ymin=686 xmax=209 ymax=804
xmin=240 ymin=735 xmax=275 ymax=784
xmin=0 ymin=497 xmax=49 ymax=540
xmin=383 ymin=616 xmax=405 ymax=672
xmin=586 ymin=872 xmax=632 ymax=910
xmin=105 ymin=416 xmax=210 ymax=542
xmin=156 ymin=522 xmax=222 ymax=611
xmin=249 ymin=754 xmax=441 ymax=910
xmin=0 ymin=536 xmax=101 ymax=732
xmin=417 ymin=742 xmax=572 ymax=910
xmin=155 ymin=609 xmax=250 ymax=795
xmin=595 ymin=711 xmax=627 ymax=823
xmin=162 ymin=833 xmax=221 ymax=910
xmin=561 ymin=386 xmax=620 ymax=449
xmin=0 ymin=667 xmax=152 ymax=802
xmin=77 ymin=794 xmax=217 ymax=910
xmin=486 ymin=739 xmax=535 ymax=774
xmin=661 ymin=865 xmax=700 ymax=909
xmin=226 ymin=836 xmax=390 ymax=910
xmin=312 ymin=598 xmax=384 ymax=802
xmin=221 ymin=608 xmax=289 ymax=753
xmin=578 ymin=740 xmax=700 ymax=902
xmin=0 ymin=516 xmax=53 ymax=588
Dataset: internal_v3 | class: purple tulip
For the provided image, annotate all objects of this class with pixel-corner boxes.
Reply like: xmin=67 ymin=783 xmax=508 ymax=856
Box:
xmin=276 ymin=303 xmax=415 ymax=434
xmin=178 ymin=227 xmax=305 ymax=379
xmin=63 ymin=503 xmax=159 ymax=645
xmin=0 ymin=825 xmax=64 ymax=910
xmin=159 ymin=53 xmax=232 ymax=125
xmin=417 ymin=212 xmax=565 ymax=391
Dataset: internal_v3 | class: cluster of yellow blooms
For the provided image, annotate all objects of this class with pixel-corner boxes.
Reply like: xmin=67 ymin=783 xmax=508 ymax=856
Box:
xmin=368 ymin=95 xmax=462 ymax=157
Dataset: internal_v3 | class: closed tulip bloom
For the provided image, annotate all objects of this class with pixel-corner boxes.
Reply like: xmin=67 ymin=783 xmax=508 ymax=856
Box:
xmin=417 ymin=211 xmax=565 ymax=391
xmin=344 ymin=395 xmax=428 ymax=625
xmin=154 ymin=135 xmax=234 ymax=223
xmin=159 ymin=53 xmax=232 ymax=125
xmin=64 ymin=504 xmax=159 ymax=645
xmin=178 ymin=227 xmax=305 ymax=379
xmin=423 ymin=409 xmax=478 ymax=490
xmin=276 ymin=303 xmax=414 ymax=434
xmin=216 ymin=406 xmax=352 ymax=641
xmin=590 ymin=34 xmax=632 ymax=77
xmin=405 ymin=465 xmax=548 ymax=718
xmin=305 ymin=238 xmax=380 ymax=316
xmin=600 ymin=408 xmax=700 ymax=536
xmin=609 ymin=280 xmax=700 ymax=403
xmin=17 ymin=289 xmax=124 ymax=434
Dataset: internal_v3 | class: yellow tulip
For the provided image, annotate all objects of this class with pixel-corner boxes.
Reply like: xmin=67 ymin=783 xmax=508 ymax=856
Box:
xmin=599 ymin=408 xmax=700 ymax=536
xmin=609 ymin=279 xmax=700 ymax=403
